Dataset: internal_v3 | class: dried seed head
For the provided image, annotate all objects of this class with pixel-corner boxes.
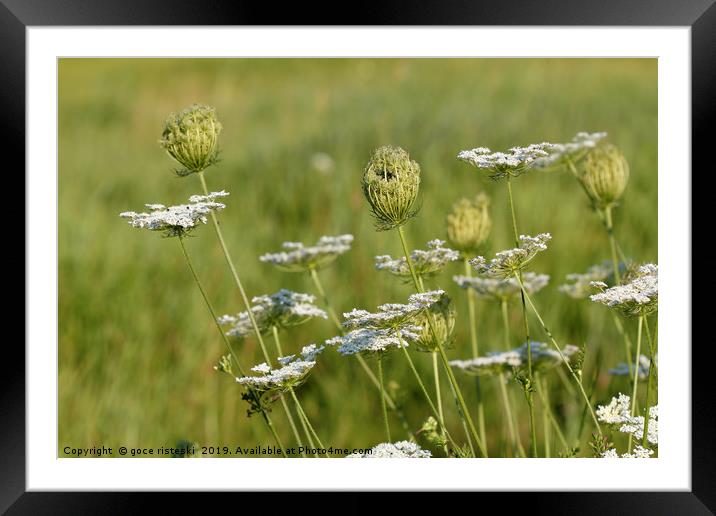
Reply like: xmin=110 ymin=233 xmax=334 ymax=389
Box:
xmin=581 ymin=144 xmax=630 ymax=208
xmin=413 ymin=292 xmax=456 ymax=353
xmin=362 ymin=145 xmax=421 ymax=231
xmin=446 ymin=193 xmax=492 ymax=256
xmin=160 ymin=104 xmax=223 ymax=176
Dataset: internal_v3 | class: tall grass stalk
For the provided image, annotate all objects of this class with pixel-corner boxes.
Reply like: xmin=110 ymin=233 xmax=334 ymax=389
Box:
xmin=377 ymin=355 xmax=392 ymax=442
xmin=500 ymin=299 xmax=525 ymax=457
xmin=177 ymin=236 xmax=286 ymax=456
xmin=505 ymin=176 xmax=539 ymax=457
xmin=397 ymin=225 xmax=488 ymax=457
xmin=628 ymin=315 xmax=644 ymax=452
xmin=641 ymin=317 xmax=657 ymax=449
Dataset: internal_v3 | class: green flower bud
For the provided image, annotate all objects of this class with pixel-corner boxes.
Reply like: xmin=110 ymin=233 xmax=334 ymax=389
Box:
xmin=414 ymin=293 xmax=456 ymax=353
xmin=362 ymin=146 xmax=421 ymax=231
xmin=160 ymin=104 xmax=222 ymax=176
xmin=446 ymin=193 xmax=492 ymax=256
xmin=581 ymin=144 xmax=629 ymax=208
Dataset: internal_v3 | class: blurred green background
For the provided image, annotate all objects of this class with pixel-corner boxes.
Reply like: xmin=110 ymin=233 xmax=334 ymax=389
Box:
xmin=59 ymin=58 xmax=657 ymax=457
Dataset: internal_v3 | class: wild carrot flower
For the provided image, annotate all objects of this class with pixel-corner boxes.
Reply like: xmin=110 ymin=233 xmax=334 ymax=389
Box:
xmin=219 ymin=289 xmax=327 ymax=339
xmin=450 ymin=342 xmax=580 ymax=377
xmin=119 ymin=191 xmax=228 ymax=237
xmin=534 ymin=132 xmax=608 ymax=168
xmin=326 ymin=326 xmax=420 ymax=357
xmin=159 ymin=104 xmax=222 ymax=176
xmin=259 ymin=235 xmax=354 ymax=272
xmin=361 ymin=146 xmax=421 ymax=230
xmin=596 ymin=394 xmax=658 ymax=446
xmin=609 ymin=354 xmax=655 ymax=380
xmin=559 ymin=261 xmax=623 ymax=299
xmin=469 ymin=233 xmax=552 ymax=278
xmin=374 ymin=240 xmax=459 ymax=278
xmin=341 ymin=290 xmax=446 ymax=331
xmin=590 ymin=264 xmax=658 ymax=316
xmin=601 ymin=446 xmax=654 ymax=458
xmin=454 ymin=272 xmax=549 ymax=302
xmin=236 ymin=344 xmax=324 ymax=393
xmin=445 ymin=194 xmax=492 ymax=256
xmin=581 ymin=144 xmax=630 ymax=209
xmin=457 ymin=143 xmax=555 ymax=180
xmin=346 ymin=441 xmax=432 ymax=458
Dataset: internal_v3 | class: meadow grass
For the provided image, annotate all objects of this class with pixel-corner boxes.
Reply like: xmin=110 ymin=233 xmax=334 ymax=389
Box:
xmin=58 ymin=58 xmax=657 ymax=456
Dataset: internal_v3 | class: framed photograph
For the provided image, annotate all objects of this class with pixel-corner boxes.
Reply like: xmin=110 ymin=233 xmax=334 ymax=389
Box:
xmin=6 ymin=0 xmax=709 ymax=511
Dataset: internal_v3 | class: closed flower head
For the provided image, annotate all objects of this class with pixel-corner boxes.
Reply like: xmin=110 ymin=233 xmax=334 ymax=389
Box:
xmin=160 ymin=104 xmax=222 ymax=176
xmin=412 ymin=292 xmax=456 ymax=353
xmin=581 ymin=143 xmax=630 ymax=208
xmin=362 ymin=145 xmax=421 ymax=231
xmin=446 ymin=193 xmax=492 ymax=256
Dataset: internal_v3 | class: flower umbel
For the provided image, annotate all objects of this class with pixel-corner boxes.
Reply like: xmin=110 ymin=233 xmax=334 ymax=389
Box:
xmin=159 ymin=104 xmax=223 ymax=176
xmin=445 ymin=194 xmax=492 ymax=256
xmin=219 ymin=289 xmax=327 ymax=339
xmin=454 ymin=272 xmax=549 ymax=303
xmin=590 ymin=264 xmax=658 ymax=316
xmin=119 ymin=191 xmax=228 ymax=237
xmin=559 ymin=261 xmax=624 ymax=299
xmin=457 ymin=142 xmax=556 ymax=180
xmin=236 ymin=344 xmax=325 ymax=393
xmin=469 ymin=233 xmax=552 ymax=278
xmin=346 ymin=441 xmax=431 ymax=458
xmin=450 ymin=342 xmax=580 ymax=377
xmin=375 ymin=239 xmax=459 ymax=278
xmin=259 ymin=234 xmax=354 ymax=273
xmin=534 ymin=132 xmax=608 ymax=169
xmin=361 ymin=146 xmax=421 ymax=231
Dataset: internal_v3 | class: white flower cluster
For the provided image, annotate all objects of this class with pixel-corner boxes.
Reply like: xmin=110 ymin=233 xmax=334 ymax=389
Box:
xmin=219 ymin=289 xmax=327 ymax=339
xmin=236 ymin=344 xmax=325 ymax=392
xmin=457 ymin=143 xmax=555 ymax=179
xmin=450 ymin=342 xmax=579 ymax=377
xmin=119 ymin=191 xmax=228 ymax=237
xmin=345 ymin=441 xmax=432 ymax=458
xmin=601 ymin=446 xmax=654 ymax=459
xmin=609 ymin=354 xmax=656 ymax=381
xmin=590 ymin=264 xmax=658 ymax=316
xmin=327 ymin=290 xmax=445 ymax=357
xmin=259 ymin=234 xmax=354 ymax=272
xmin=534 ymin=132 xmax=608 ymax=168
xmin=470 ymin=234 xmax=552 ymax=278
xmin=596 ymin=393 xmax=658 ymax=446
xmin=453 ymin=272 xmax=549 ymax=302
xmin=559 ymin=261 xmax=615 ymax=299
xmin=375 ymin=239 xmax=459 ymax=277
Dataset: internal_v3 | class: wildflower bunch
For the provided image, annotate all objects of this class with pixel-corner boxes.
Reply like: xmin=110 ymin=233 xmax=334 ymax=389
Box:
xmin=609 ymin=354 xmax=655 ymax=381
xmin=469 ymin=233 xmax=552 ymax=278
xmin=559 ymin=261 xmax=622 ymax=299
xmin=346 ymin=441 xmax=432 ymax=458
xmin=219 ymin=289 xmax=327 ymax=339
xmin=445 ymin=194 xmax=492 ymax=256
xmin=159 ymin=104 xmax=223 ymax=176
xmin=457 ymin=142 xmax=555 ymax=179
xmin=534 ymin=132 xmax=607 ymax=169
xmin=450 ymin=342 xmax=580 ymax=377
xmin=361 ymin=145 xmax=421 ymax=230
xmin=236 ymin=344 xmax=325 ymax=393
xmin=259 ymin=235 xmax=354 ymax=272
xmin=454 ymin=272 xmax=549 ymax=302
xmin=119 ymin=191 xmax=228 ymax=237
xmin=590 ymin=264 xmax=658 ymax=316
xmin=375 ymin=240 xmax=459 ymax=278
xmin=596 ymin=394 xmax=658 ymax=446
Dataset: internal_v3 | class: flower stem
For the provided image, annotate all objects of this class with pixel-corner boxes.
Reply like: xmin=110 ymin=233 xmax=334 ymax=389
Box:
xmin=514 ymin=272 xmax=602 ymax=436
xmin=464 ymin=260 xmax=487 ymax=449
xmin=377 ymin=355 xmax=392 ymax=442
xmin=177 ymin=236 xmax=286 ymax=456
xmin=641 ymin=317 xmax=657 ymax=448
xmin=308 ymin=267 xmax=412 ymax=440
xmin=535 ymin=375 xmax=569 ymax=452
xmin=500 ymin=299 xmax=525 ymax=457
xmin=506 ymin=177 xmax=538 ymax=457
xmin=603 ymin=206 xmax=622 ymax=285
xmin=396 ymin=225 xmax=487 ymax=457
xmin=628 ymin=315 xmax=644 ymax=452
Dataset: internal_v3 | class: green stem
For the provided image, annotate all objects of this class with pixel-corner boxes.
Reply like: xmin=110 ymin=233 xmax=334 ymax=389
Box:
xmin=535 ymin=375 xmax=569 ymax=452
xmin=500 ymin=299 xmax=525 ymax=457
xmin=177 ymin=236 xmax=286 ymax=456
xmin=506 ymin=177 xmax=539 ymax=458
xmin=377 ymin=355 xmax=392 ymax=442
xmin=308 ymin=267 xmax=412 ymax=440
xmin=514 ymin=272 xmax=602 ymax=436
xmin=396 ymin=225 xmax=487 ymax=457
xmin=641 ymin=317 xmax=657 ymax=448
xmin=464 ymin=260 xmax=487 ymax=449
xmin=603 ymin=206 xmax=622 ymax=285
xmin=628 ymin=315 xmax=644 ymax=452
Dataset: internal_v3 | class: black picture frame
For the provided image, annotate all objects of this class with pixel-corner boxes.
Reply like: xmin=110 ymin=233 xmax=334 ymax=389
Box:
xmin=4 ymin=1 xmax=707 ymax=513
